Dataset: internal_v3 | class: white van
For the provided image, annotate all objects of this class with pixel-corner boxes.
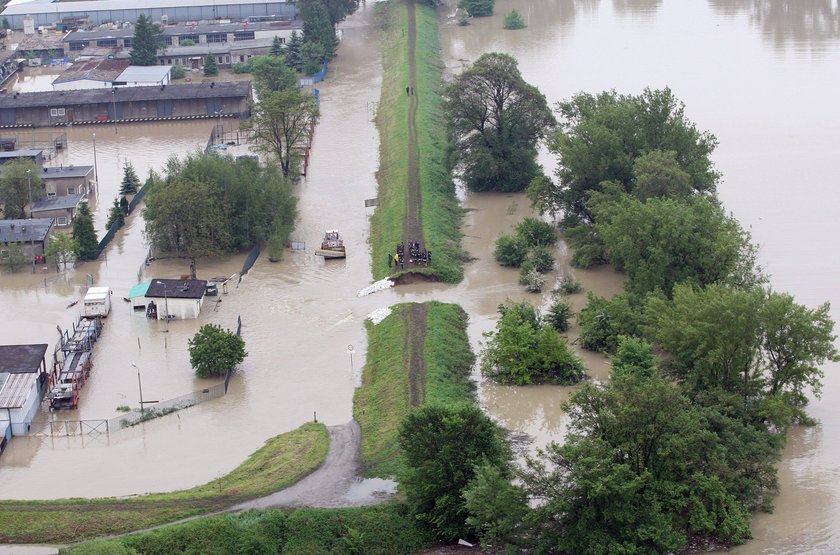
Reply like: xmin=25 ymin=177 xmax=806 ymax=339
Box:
xmin=83 ymin=286 xmax=111 ymax=318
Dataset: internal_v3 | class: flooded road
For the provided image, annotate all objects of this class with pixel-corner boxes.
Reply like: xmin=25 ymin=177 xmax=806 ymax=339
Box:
xmin=439 ymin=0 xmax=840 ymax=552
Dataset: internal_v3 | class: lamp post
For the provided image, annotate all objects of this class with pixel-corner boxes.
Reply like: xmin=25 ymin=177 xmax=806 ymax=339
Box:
xmin=215 ymin=109 xmax=223 ymax=142
xmin=129 ymin=362 xmax=145 ymax=413
xmin=154 ymin=280 xmax=170 ymax=331
xmin=26 ymin=168 xmax=34 ymax=273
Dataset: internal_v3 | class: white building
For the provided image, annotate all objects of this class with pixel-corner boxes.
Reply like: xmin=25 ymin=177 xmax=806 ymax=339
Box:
xmin=52 ymin=59 xmax=171 ymax=90
xmin=113 ymin=65 xmax=171 ymax=88
xmin=145 ymin=278 xmax=207 ymax=320
xmin=0 ymin=344 xmax=48 ymax=454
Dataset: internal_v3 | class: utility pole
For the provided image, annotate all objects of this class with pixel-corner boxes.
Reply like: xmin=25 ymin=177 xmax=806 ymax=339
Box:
xmin=130 ymin=362 xmax=145 ymax=413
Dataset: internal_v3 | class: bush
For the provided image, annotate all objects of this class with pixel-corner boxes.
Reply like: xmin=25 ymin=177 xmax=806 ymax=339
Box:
xmin=494 ymin=233 xmax=528 ymax=267
xmin=503 ymin=9 xmax=525 ymax=29
xmin=459 ymin=0 xmax=495 ymax=17
xmin=515 ymin=217 xmax=556 ymax=247
xmin=519 ymin=263 xmax=545 ymax=293
xmin=577 ymin=293 xmax=644 ymax=353
xmin=529 ymin=245 xmax=554 ymax=273
xmin=232 ymin=62 xmax=251 ymax=74
xmin=557 ymin=275 xmax=583 ymax=294
xmin=170 ymin=65 xmax=186 ymax=79
xmin=546 ymin=298 xmax=573 ymax=333
xmin=464 ymin=463 xmax=528 ymax=548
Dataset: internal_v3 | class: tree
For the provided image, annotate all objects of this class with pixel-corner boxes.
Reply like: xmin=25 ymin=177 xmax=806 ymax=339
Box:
xmin=323 ymin=0 xmax=360 ymax=28
xmin=632 ymin=149 xmax=693 ymax=200
xmin=398 ymin=404 xmax=510 ymax=541
xmin=459 ymin=0 xmax=495 ymax=17
xmin=528 ymin=245 xmax=554 ymax=273
xmin=203 ymin=54 xmax=219 ymax=77
xmin=72 ymin=201 xmax=98 ymax=260
xmin=143 ymin=178 xmax=231 ymax=257
xmin=0 ymin=159 xmax=44 ymax=219
xmin=610 ymin=335 xmax=656 ymax=379
xmin=250 ymin=55 xmax=298 ymax=97
xmin=285 ymin=31 xmax=304 ymax=72
xmin=515 ymin=217 xmax=556 ymax=247
xmin=45 ymin=231 xmax=78 ymax=269
xmin=129 ymin=14 xmax=163 ymax=66
xmin=300 ymin=0 xmax=337 ymax=59
xmin=188 ymin=323 xmax=247 ymax=378
xmin=444 ymin=53 xmax=555 ymax=192
xmin=503 ymin=9 xmax=525 ymax=29
xmin=270 ymin=35 xmax=286 ymax=57
xmin=577 ymin=292 xmax=644 ymax=353
xmin=493 ymin=233 xmax=527 ymax=267
xmin=546 ymin=297 xmax=573 ymax=333
xmin=300 ymin=40 xmax=326 ymax=75
xmin=463 ymin=463 xmax=528 ymax=548
xmin=120 ymin=162 xmax=141 ymax=195
xmin=0 ymin=243 xmax=27 ymax=271
xmin=105 ymin=198 xmax=125 ymax=230
xmin=530 ymin=88 xmax=719 ymax=220
xmin=249 ymin=88 xmax=320 ymax=178
xmin=170 ymin=65 xmax=186 ymax=79
xmin=521 ymin=375 xmax=767 ymax=553
xmin=481 ymin=301 xmax=585 ymax=385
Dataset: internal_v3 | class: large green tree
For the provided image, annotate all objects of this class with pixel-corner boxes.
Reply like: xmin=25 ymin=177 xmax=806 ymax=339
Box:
xmin=249 ymin=88 xmax=320 ymax=178
xmin=45 ymin=231 xmax=78 ymax=269
xmin=270 ymin=35 xmax=285 ymax=57
xmin=300 ymin=40 xmax=326 ymax=75
xmin=188 ymin=324 xmax=247 ymax=378
xmin=0 ymin=159 xmax=43 ymax=219
xmin=522 ymin=374 xmax=778 ymax=553
xmin=72 ymin=201 xmax=98 ymax=260
xmin=398 ymin=404 xmax=510 ymax=541
xmin=444 ymin=52 xmax=555 ymax=192
xmin=284 ymin=31 xmax=304 ymax=72
xmin=323 ymin=0 xmax=360 ymax=27
xmin=530 ymin=88 xmax=719 ymax=219
xmin=300 ymin=0 xmax=336 ymax=59
xmin=249 ymin=55 xmax=298 ymax=97
xmin=129 ymin=14 xmax=164 ymax=66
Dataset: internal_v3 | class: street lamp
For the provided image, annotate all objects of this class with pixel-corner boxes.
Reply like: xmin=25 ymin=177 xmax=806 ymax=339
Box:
xmin=154 ymin=280 xmax=170 ymax=331
xmin=26 ymin=168 xmax=34 ymax=273
xmin=215 ymin=109 xmax=223 ymax=142
xmin=129 ymin=362 xmax=145 ymax=413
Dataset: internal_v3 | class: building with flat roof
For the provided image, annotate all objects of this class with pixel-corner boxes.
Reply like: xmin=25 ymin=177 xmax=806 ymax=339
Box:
xmin=0 ymin=218 xmax=54 ymax=261
xmin=52 ymin=58 xmax=130 ymax=90
xmin=0 ymin=344 xmax=49 ymax=453
xmin=0 ymin=149 xmax=44 ymax=166
xmin=1 ymin=0 xmax=296 ymax=30
xmin=41 ymin=165 xmax=95 ymax=197
xmin=30 ymin=194 xmax=84 ymax=226
xmin=113 ymin=65 xmax=171 ymax=87
xmin=145 ymin=278 xmax=208 ymax=320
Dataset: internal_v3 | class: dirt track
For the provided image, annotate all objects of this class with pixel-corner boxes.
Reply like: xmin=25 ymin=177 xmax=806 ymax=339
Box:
xmin=403 ymin=303 xmax=428 ymax=406
xmin=403 ymin=0 xmax=425 ymax=259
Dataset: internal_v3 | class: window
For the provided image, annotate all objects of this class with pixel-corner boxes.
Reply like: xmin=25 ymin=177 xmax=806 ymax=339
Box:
xmin=50 ymin=108 xmax=58 ymax=117
xmin=69 ymin=41 xmax=88 ymax=51
xmin=233 ymin=31 xmax=254 ymax=41
xmin=179 ymin=34 xmax=199 ymax=45
xmin=96 ymin=39 xmax=117 ymax=47
xmin=280 ymin=37 xmax=286 ymax=44
xmin=163 ymin=36 xmax=173 ymax=45
xmin=239 ymin=55 xmax=245 ymax=62
xmin=123 ymin=38 xmax=133 ymax=48
xmin=67 ymin=187 xmax=75 ymax=194
xmin=58 ymin=108 xmax=65 ymax=116
xmin=207 ymin=33 xmax=227 ymax=43
xmin=224 ymin=56 xmax=230 ymax=64
xmin=218 ymin=56 xmax=223 ymax=63
xmin=47 ymin=192 xmax=56 ymax=197
xmin=57 ymin=217 xmax=68 ymax=226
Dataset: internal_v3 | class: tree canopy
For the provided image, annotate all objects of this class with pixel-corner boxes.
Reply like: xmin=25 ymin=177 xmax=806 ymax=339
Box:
xmin=129 ymin=14 xmax=163 ymax=66
xmin=529 ymin=88 xmax=719 ymax=219
xmin=0 ymin=159 xmax=43 ymax=219
xmin=444 ymin=52 xmax=555 ymax=192
xmin=188 ymin=324 xmax=247 ymax=378
xmin=45 ymin=231 xmax=77 ymax=269
xmin=459 ymin=0 xmax=495 ymax=17
xmin=120 ymin=162 xmax=140 ymax=195
xmin=250 ymin=55 xmax=298 ymax=97
xmin=300 ymin=0 xmax=336 ymax=59
xmin=72 ymin=201 xmax=98 ymax=260
xmin=203 ymin=54 xmax=219 ymax=77
xmin=249 ymin=88 xmax=320 ymax=178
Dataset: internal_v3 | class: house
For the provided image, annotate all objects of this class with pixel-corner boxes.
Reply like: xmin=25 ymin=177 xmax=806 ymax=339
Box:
xmin=0 ymin=218 xmax=54 ymax=261
xmin=0 ymin=150 xmax=45 ymax=166
xmin=30 ymin=194 xmax=84 ymax=227
xmin=145 ymin=278 xmax=208 ymax=320
xmin=0 ymin=344 xmax=49 ymax=454
xmin=52 ymin=58 xmax=130 ymax=91
xmin=113 ymin=65 xmax=171 ymax=88
xmin=41 ymin=165 xmax=95 ymax=197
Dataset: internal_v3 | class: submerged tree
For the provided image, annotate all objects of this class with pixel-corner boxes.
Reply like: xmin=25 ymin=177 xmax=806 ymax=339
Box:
xmin=45 ymin=231 xmax=78 ymax=269
xmin=249 ymin=88 xmax=320 ymax=178
xmin=300 ymin=0 xmax=337 ymax=59
xmin=0 ymin=159 xmax=44 ymax=219
xmin=105 ymin=198 xmax=125 ymax=230
xmin=445 ymin=52 xmax=555 ymax=192
xmin=459 ymin=0 xmax=495 ymax=17
xmin=120 ymin=162 xmax=141 ymax=195
xmin=129 ymin=14 xmax=164 ymax=66
xmin=189 ymin=324 xmax=247 ymax=378
xmin=72 ymin=201 xmax=98 ymax=260
xmin=250 ymin=55 xmax=298 ymax=96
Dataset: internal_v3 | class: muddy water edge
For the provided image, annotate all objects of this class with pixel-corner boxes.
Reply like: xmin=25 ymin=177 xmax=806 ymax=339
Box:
xmin=439 ymin=0 xmax=840 ymax=553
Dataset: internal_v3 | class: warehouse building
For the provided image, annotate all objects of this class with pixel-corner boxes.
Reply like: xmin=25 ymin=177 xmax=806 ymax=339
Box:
xmin=1 ymin=0 xmax=296 ymax=30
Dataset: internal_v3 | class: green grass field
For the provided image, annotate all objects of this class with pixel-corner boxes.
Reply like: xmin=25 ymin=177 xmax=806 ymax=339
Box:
xmin=0 ymin=423 xmax=329 ymax=544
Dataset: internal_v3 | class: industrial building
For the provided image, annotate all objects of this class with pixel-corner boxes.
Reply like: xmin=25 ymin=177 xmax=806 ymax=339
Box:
xmin=0 ymin=218 xmax=54 ymax=261
xmin=0 ymin=81 xmax=252 ymax=127
xmin=0 ymin=344 xmax=49 ymax=454
xmin=0 ymin=0 xmax=296 ymax=30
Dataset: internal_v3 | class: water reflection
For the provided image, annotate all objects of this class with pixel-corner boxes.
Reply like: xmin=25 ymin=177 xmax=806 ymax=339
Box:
xmin=612 ymin=0 xmax=662 ymax=17
xmin=709 ymin=0 xmax=840 ymax=53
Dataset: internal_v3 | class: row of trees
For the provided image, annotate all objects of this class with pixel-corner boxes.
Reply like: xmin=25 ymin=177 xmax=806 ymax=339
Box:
xmin=142 ymin=152 xmax=297 ymax=262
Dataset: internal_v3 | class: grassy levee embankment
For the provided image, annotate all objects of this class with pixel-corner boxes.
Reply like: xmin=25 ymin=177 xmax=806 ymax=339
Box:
xmin=354 ymin=302 xmax=475 ymax=478
xmin=370 ymin=0 xmax=464 ymax=283
xmin=0 ymin=423 xmax=329 ymax=544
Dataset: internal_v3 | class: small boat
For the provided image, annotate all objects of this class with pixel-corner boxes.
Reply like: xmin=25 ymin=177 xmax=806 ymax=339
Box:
xmin=315 ymin=229 xmax=346 ymax=259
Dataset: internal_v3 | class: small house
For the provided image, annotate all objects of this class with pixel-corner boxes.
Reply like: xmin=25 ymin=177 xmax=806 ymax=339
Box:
xmin=30 ymin=194 xmax=84 ymax=227
xmin=52 ymin=59 xmax=130 ymax=91
xmin=0 ymin=218 xmax=54 ymax=261
xmin=41 ymin=165 xmax=95 ymax=197
xmin=113 ymin=66 xmax=171 ymax=88
xmin=145 ymin=279 xmax=207 ymax=320
xmin=0 ymin=344 xmax=49 ymax=454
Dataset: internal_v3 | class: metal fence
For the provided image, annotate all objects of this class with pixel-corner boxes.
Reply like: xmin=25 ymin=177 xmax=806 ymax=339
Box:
xmin=238 ymin=245 xmax=260 ymax=284
xmin=90 ymin=183 xmax=149 ymax=260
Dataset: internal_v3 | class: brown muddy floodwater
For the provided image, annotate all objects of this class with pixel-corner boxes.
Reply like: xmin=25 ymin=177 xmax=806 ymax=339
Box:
xmin=440 ymin=0 xmax=840 ymax=552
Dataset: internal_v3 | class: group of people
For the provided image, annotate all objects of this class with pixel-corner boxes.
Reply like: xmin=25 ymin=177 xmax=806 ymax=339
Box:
xmin=389 ymin=240 xmax=432 ymax=269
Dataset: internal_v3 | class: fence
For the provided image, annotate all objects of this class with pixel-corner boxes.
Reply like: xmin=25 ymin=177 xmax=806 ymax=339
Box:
xmin=238 ymin=245 xmax=260 ymax=284
xmin=28 ymin=315 xmax=243 ymax=436
xmin=312 ymin=60 xmax=329 ymax=83
xmin=90 ymin=182 xmax=149 ymax=260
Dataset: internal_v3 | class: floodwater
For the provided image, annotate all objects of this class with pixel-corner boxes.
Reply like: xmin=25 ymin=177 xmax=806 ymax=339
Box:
xmin=439 ymin=0 xmax=840 ymax=552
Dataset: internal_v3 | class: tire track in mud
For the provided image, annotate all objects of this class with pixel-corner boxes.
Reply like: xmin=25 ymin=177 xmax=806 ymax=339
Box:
xmin=403 ymin=0 xmax=425 ymax=260
xmin=402 ymin=303 xmax=428 ymax=406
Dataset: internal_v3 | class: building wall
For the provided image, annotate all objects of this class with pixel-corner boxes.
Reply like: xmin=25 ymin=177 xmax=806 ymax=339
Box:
xmin=2 ymin=238 xmax=48 ymax=259
xmin=53 ymin=79 xmax=115 ymax=92
xmin=9 ymin=376 xmax=40 ymax=435
xmin=5 ymin=3 xmax=295 ymax=30
xmin=31 ymin=207 xmax=75 ymax=226
xmin=44 ymin=176 xmax=93 ymax=197
xmin=150 ymin=297 xmax=203 ymax=320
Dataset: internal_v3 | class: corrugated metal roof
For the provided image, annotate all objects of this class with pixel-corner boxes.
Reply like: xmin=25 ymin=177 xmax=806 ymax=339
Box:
xmin=3 ymin=0 xmax=291 ymax=16
xmin=0 ymin=372 xmax=37 ymax=409
xmin=53 ymin=58 xmax=129 ymax=84
xmin=115 ymin=65 xmax=171 ymax=83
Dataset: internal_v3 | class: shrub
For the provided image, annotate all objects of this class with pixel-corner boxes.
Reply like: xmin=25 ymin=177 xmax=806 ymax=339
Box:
xmin=494 ymin=233 xmax=528 ymax=267
xmin=503 ymin=9 xmax=525 ymax=29
xmin=464 ymin=463 xmax=528 ymax=547
xmin=170 ymin=65 xmax=186 ymax=79
xmin=188 ymin=324 xmax=247 ymax=377
xmin=577 ymin=293 xmax=643 ymax=353
xmin=557 ymin=275 xmax=583 ymax=294
xmin=519 ymin=262 xmax=545 ymax=293
xmin=546 ymin=298 xmax=573 ymax=333
xmin=515 ymin=217 xmax=556 ymax=247
xmin=231 ymin=62 xmax=251 ymax=74
xmin=529 ymin=245 xmax=555 ymax=273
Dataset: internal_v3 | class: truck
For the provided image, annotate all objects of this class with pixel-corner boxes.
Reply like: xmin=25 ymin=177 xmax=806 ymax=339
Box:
xmin=83 ymin=286 xmax=111 ymax=318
